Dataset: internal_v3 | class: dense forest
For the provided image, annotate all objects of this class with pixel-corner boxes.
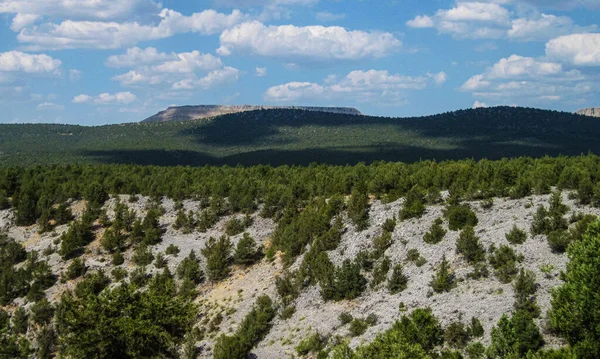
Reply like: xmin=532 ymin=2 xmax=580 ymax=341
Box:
xmin=2 ymin=154 xmax=600 ymax=358
xmin=1 ymin=107 xmax=599 ymax=167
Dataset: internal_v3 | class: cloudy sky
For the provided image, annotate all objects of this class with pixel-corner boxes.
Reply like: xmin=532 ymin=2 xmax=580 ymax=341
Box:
xmin=0 ymin=0 xmax=598 ymax=125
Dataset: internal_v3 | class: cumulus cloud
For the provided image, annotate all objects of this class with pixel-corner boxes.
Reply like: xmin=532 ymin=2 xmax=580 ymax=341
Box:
xmin=73 ymin=92 xmax=136 ymax=105
xmin=171 ymin=67 xmax=240 ymax=90
xmin=218 ymin=21 xmax=401 ymax=62
xmin=265 ymin=69 xmax=447 ymax=104
xmin=546 ymin=33 xmax=600 ymax=66
xmin=255 ymin=67 xmax=267 ymax=77
xmin=16 ymin=9 xmax=246 ymax=50
xmin=407 ymin=1 xmax=594 ymax=41
xmin=108 ymin=47 xmax=239 ymax=90
xmin=472 ymin=100 xmax=488 ymax=108
xmin=461 ymin=54 xmax=594 ymax=103
xmin=0 ymin=51 xmax=61 ymax=73
xmin=0 ymin=0 xmax=162 ymax=22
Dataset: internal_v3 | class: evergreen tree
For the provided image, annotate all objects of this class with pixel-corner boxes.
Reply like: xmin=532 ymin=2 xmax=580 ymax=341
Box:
xmin=234 ymin=233 xmax=261 ymax=266
xmin=388 ymin=263 xmax=408 ymax=294
xmin=456 ymin=226 xmax=485 ymax=264
xmin=332 ymin=260 xmax=367 ymax=301
xmin=423 ymin=218 xmax=446 ymax=244
xmin=202 ymin=236 xmax=233 ymax=281
xmin=15 ymin=184 xmax=38 ymax=226
xmin=0 ymin=190 xmax=9 ymax=210
xmin=430 ymin=256 xmax=455 ymax=293
xmin=347 ymin=183 xmax=369 ymax=231
xmin=11 ymin=307 xmax=28 ymax=335
xmin=176 ymin=250 xmax=204 ymax=284
xmin=506 ymin=224 xmax=527 ymax=245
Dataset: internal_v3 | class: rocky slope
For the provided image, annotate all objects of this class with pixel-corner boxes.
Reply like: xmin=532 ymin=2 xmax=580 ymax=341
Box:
xmin=575 ymin=108 xmax=600 ymax=117
xmin=1 ymin=191 xmax=595 ymax=357
xmin=141 ymin=105 xmax=362 ymax=122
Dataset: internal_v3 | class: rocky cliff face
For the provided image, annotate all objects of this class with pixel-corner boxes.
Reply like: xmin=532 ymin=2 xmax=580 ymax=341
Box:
xmin=142 ymin=105 xmax=362 ymax=122
xmin=576 ymin=108 xmax=600 ymax=118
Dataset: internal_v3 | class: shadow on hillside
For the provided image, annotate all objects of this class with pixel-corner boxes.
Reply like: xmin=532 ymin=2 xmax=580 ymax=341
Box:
xmin=80 ymin=138 xmax=593 ymax=167
xmin=175 ymin=107 xmax=600 ymax=150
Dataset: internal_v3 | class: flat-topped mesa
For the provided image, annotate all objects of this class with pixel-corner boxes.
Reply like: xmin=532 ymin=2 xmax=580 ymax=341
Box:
xmin=142 ymin=105 xmax=363 ymax=122
xmin=575 ymin=108 xmax=600 ymax=118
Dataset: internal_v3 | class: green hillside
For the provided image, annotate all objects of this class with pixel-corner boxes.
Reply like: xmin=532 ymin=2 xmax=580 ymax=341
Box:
xmin=0 ymin=106 xmax=598 ymax=166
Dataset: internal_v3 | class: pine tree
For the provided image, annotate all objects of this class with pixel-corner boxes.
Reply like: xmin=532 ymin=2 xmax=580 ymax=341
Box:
xmin=456 ymin=226 xmax=485 ymax=264
xmin=234 ymin=233 xmax=260 ymax=266
xmin=177 ymin=250 xmax=204 ymax=284
xmin=388 ymin=263 xmax=408 ymax=294
xmin=430 ymin=256 xmax=456 ymax=293
xmin=347 ymin=183 xmax=369 ymax=231
xmin=202 ymin=236 xmax=233 ymax=281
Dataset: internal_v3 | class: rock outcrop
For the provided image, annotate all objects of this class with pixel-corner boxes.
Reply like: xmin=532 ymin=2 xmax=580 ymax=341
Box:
xmin=142 ymin=105 xmax=362 ymax=122
xmin=576 ymin=108 xmax=600 ymax=118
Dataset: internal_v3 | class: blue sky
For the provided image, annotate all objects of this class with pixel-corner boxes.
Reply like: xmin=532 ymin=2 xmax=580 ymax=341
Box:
xmin=0 ymin=0 xmax=599 ymax=125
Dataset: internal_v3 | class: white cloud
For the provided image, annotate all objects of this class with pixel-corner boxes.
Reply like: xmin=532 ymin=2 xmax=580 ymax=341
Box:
xmin=218 ymin=21 xmax=401 ymax=62
xmin=153 ymin=51 xmax=222 ymax=73
xmin=0 ymin=51 xmax=61 ymax=73
xmin=172 ymin=67 xmax=240 ymax=90
xmin=315 ymin=11 xmax=346 ymax=22
xmin=508 ymin=0 xmax=600 ymax=10
xmin=255 ymin=67 xmax=267 ymax=77
xmin=408 ymin=1 xmax=594 ymax=41
xmin=546 ymin=33 xmax=600 ymax=66
xmin=36 ymin=102 xmax=64 ymax=110
xmin=265 ymin=69 xmax=446 ymax=104
xmin=508 ymin=14 xmax=597 ymax=41
xmin=0 ymin=0 xmax=162 ymax=22
xmin=406 ymin=15 xmax=434 ymax=28
xmin=10 ymin=13 xmax=40 ymax=31
xmin=460 ymin=54 xmax=595 ymax=104
xmin=472 ymin=100 xmax=488 ymax=108
xmin=16 ymin=9 xmax=246 ymax=50
xmin=73 ymin=92 xmax=136 ymax=105
xmin=105 ymin=47 xmax=174 ymax=68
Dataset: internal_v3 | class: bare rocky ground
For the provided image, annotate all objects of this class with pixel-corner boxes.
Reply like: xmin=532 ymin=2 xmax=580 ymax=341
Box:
xmin=1 ymin=191 xmax=598 ymax=358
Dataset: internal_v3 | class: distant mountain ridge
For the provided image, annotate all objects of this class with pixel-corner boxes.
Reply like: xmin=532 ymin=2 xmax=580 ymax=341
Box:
xmin=142 ymin=105 xmax=363 ymax=122
xmin=576 ymin=108 xmax=600 ymax=118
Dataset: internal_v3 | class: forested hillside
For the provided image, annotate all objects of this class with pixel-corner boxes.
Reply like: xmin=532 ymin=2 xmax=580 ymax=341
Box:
xmin=1 ymin=106 xmax=599 ymax=167
xmin=3 ymin=155 xmax=600 ymax=358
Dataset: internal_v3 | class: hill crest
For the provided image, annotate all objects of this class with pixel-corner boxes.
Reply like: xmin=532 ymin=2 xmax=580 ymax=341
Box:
xmin=142 ymin=105 xmax=363 ymax=122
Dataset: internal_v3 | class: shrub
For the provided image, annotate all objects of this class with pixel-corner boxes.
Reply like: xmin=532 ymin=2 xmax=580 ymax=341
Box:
xmin=330 ymin=260 xmax=367 ymax=301
xmin=373 ymin=231 xmax=392 ymax=258
xmin=12 ymin=307 xmax=28 ymax=335
xmin=74 ymin=271 xmax=110 ymax=298
xmin=165 ymin=244 xmax=180 ymax=256
xmin=424 ymin=218 xmax=447 ymax=244
xmin=112 ymin=250 xmax=124 ymax=265
xmin=176 ymin=250 xmax=204 ymax=284
xmin=388 ymin=263 xmax=409 ymax=294
xmin=430 ymin=256 xmax=456 ymax=293
xmin=444 ymin=321 xmax=470 ymax=348
xmin=132 ymin=244 xmax=154 ymax=266
xmin=65 ymin=258 xmax=86 ymax=280
xmin=469 ymin=317 xmax=484 ymax=338
xmin=275 ymin=271 xmax=299 ymax=306
xmin=349 ymin=318 xmax=369 ymax=337
xmin=531 ymin=205 xmax=550 ymax=235
xmin=111 ymin=267 xmax=127 ymax=281
xmin=280 ymin=305 xmax=296 ymax=320
xmin=339 ymin=312 xmax=353 ymax=325
xmin=234 ymin=233 xmax=261 ymax=266
xmin=371 ymin=256 xmax=391 ymax=288
xmin=548 ymin=230 xmax=571 ymax=253
xmin=382 ymin=217 xmax=397 ymax=233
xmin=399 ymin=187 xmax=426 ymax=221
xmin=154 ymin=252 xmax=167 ymax=269
xmin=202 ymin=235 xmax=233 ymax=281
xmin=31 ymin=298 xmax=54 ymax=325
xmin=445 ymin=205 xmax=478 ymax=231
xmin=505 ymin=225 xmax=527 ymax=245
xmin=456 ymin=226 xmax=486 ymax=264
xmin=225 ymin=217 xmax=246 ymax=236
xmin=130 ymin=267 xmax=149 ymax=287
xmin=296 ymin=332 xmax=326 ymax=355
xmin=466 ymin=342 xmax=486 ymax=359
xmin=488 ymin=245 xmax=522 ymax=283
